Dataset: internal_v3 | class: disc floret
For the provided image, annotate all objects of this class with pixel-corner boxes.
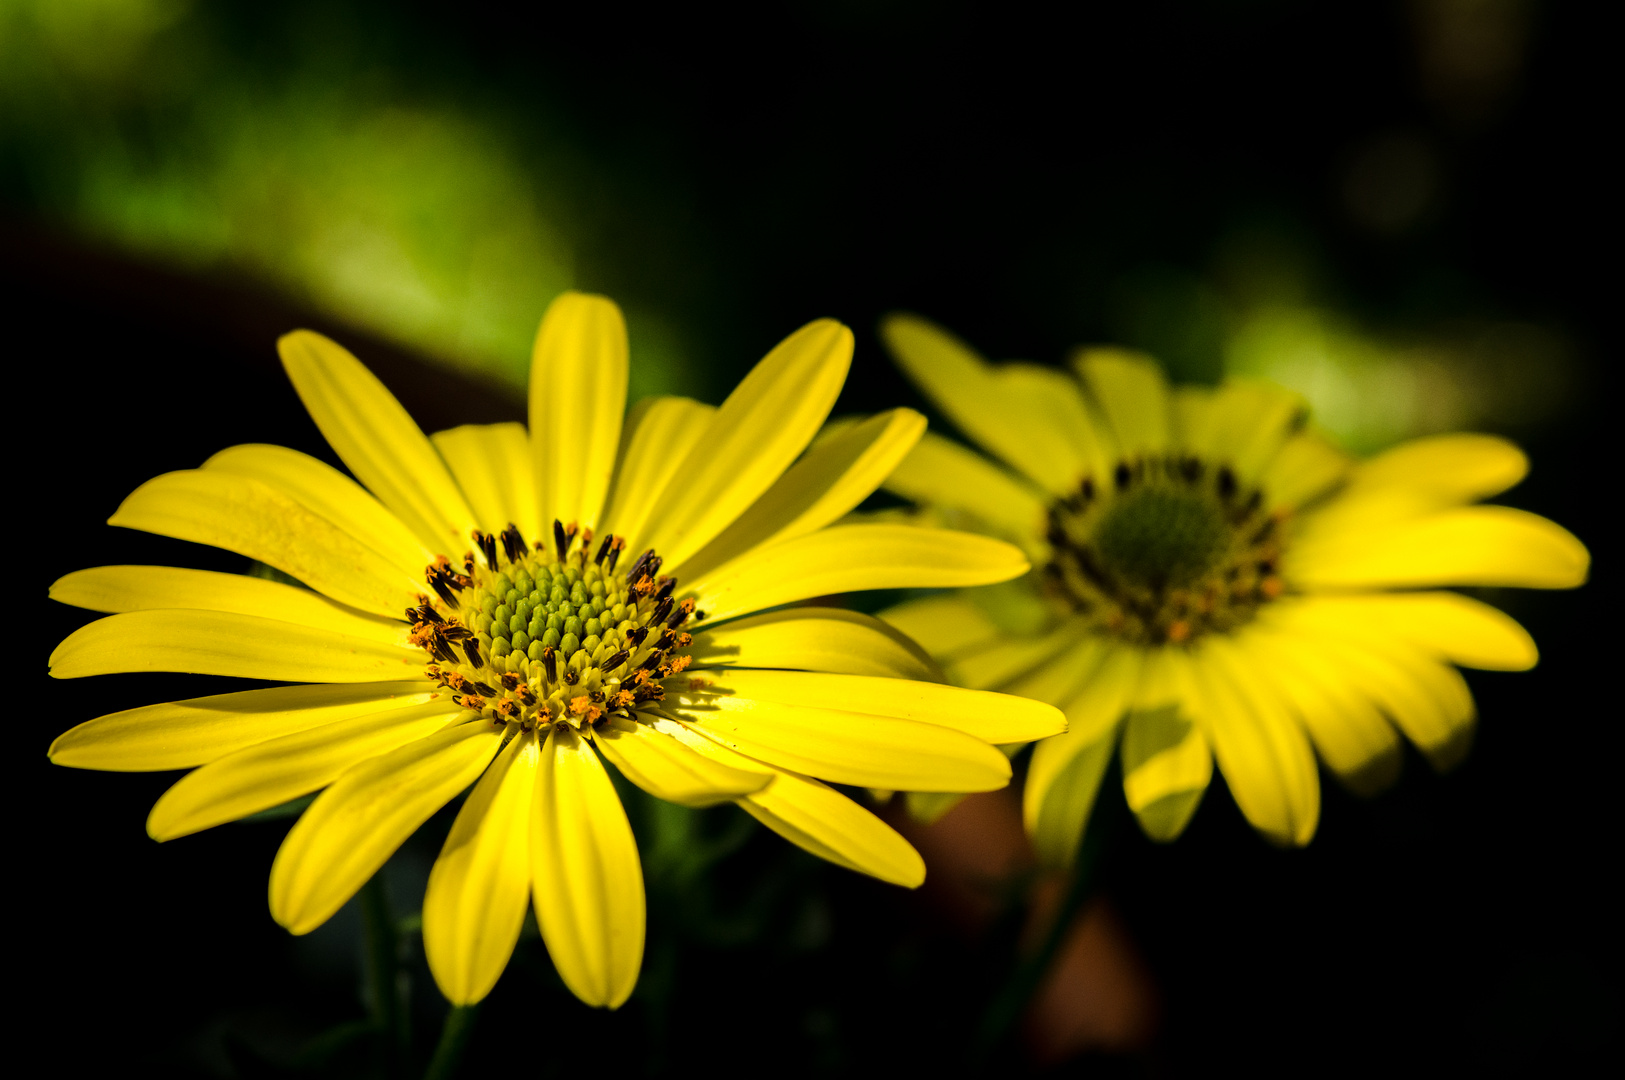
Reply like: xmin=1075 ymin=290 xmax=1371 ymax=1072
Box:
xmin=1043 ymin=456 xmax=1285 ymax=645
xmin=409 ymin=522 xmax=695 ymax=731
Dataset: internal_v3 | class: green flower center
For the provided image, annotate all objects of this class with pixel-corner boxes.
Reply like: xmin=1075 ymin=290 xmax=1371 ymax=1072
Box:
xmin=411 ymin=522 xmax=695 ymax=729
xmin=1043 ymin=457 xmax=1285 ymax=645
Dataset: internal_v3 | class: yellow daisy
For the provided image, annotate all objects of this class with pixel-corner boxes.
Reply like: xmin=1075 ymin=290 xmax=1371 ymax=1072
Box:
xmin=47 ymin=292 xmax=1064 ymax=1010
xmin=876 ymin=314 xmax=1588 ymax=863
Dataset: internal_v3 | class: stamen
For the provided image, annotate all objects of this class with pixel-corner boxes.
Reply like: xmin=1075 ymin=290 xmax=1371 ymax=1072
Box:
xmin=501 ymin=524 xmax=528 ymax=564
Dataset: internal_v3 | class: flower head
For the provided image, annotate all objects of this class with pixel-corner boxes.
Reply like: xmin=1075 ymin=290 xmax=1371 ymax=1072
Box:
xmin=47 ymin=293 xmax=1063 ymax=1008
xmin=878 ymin=314 xmax=1588 ymax=861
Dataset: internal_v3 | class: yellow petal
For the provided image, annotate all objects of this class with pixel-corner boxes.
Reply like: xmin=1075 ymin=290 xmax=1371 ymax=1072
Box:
xmin=270 ymin=720 xmax=501 ymax=935
xmin=990 ymin=363 xmax=1116 ymax=490
xmin=431 ymin=423 xmax=540 ymax=542
xmin=641 ymin=320 xmax=853 ymax=567
xmin=600 ymin=397 xmax=717 ymax=557
xmin=109 ymin=469 xmax=421 ymax=618
xmin=531 ymin=725 xmax=645 ymax=1009
xmin=1002 ymin=635 xmax=1111 ymax=707
xmin=423 ymin=730 xmax=539 ymax=1005
xmin=688 ymin=607 xmax=942 ymax=681
xmin=1071 ymin=347 xmax=1169 ymax=456
xmin=675 ymin=409 xmax=925 ymax=582
xmin=1188 ymin=640 xmax=1320 ymax=846
xmin=945 ymin=620 xmax=1081 ymax=691
xmin=203 ymin=443 xmax=433 ymax=579
xmin=672 ymin=683 xmax=1011 ymax=791
xmin=1354 ymin=433 xmax=1528 ymax=503
xmin=1119 ymin=650 xmax=1211 ymax=842
xmin=1177 ymin=379 xmax=1306 ymax=485
xmin=738 ymin=770 xmax=924 ymax=887
xmin=51 ymin=566 xmax=408 ymax=647
xmin=528 ymin=293 xmax=629 ymax=534
xmin=877 ymin=594 xmax=1001 ymax=660
xmin=695 ymin=669 xmax=1065 ymax=744
xmin=593 ymin=715 xmax=770 ymax=806
xmin=881 ymin=314 xmax=1103 ymax=494
xmin=1024 ymin=644 xmax=1136 ymax=866
xmin=1285 ymin=592 xmax=1538 ymax=671
xmin=148 ymin=701 xmax=461 ymax=840
xmin=49 ymin=681 xmax=438 ymax=772
xmin=50 ymin=609 xmax=424 ymax=682
xmin=882 ymin=430 xmax=1049 ymax=547
xmin=1287 ymin=506 xmax=1589 ymax=590
xmin=1230 ymin=624 xmax=1401 ymax=794
xmin=1260 ymin=431 xmax=1351 ymax=511
xmin=278 ymin=330 xmax=479 ymax=556
xmin=690 ymin=524 xmax=1029 ymax=625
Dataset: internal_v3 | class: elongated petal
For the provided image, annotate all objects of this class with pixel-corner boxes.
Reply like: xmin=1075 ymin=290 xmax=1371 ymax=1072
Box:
xmin=1025 ymin=644 xmax=1136 ymax=866
xmin=431 ymin=423 xmax=540 ymax=542
xmin=1283 ymin=592 xmax=1538 ymax=671
xmin=1071 ymin=347 xmax=1170 ymax=456
xmin=1117 ymin=650 xmax=1211 ymax=842
xmin=673 ymin=685 xmax=1011 ymax=791
xmin=689 ymin=608 xmax=941 ymax=681
xmin=148 ymin=701 xmax=461 ymax=840
xmin=1177 ymin=380 xmax=1306 ymax=485
xmin=883 ymin=430 xmax=1050 ymax=547
xmin=877 ymin=595 xmax=1001 ymax=660
xmin=600 ymin=397 xmax=716 ymax=557
xmin=203 ymin=444 xmax=433 ymax=578
xmin=739 ymin=770 xmax=925 ymax=887
xmin=697 ymin=669 xmax=1064 ymax=744
xmin=1260 ymin=432 xmax=1351 ymax=511
xmin=49 ymin=681 xmax=438 ymax=772
xmin=531 ymin=726 xmax=645 ymax=1009
xmin=642 ymin=320 xmax=853 ymax=567
xmin=271 ymin=720 xmax=501 ymax=934
xmin=594 ymin=715 xmax=770 ymax=806
xmin=992 ymin=363 xmax=1116 ymax=488
xmin=1354 ymin=433 xmax=1528 ymax=503
xmin=424 ymin=731 xmax=539 ymax=1005
xmin=676 ymin=409 xmax=926 ymax=582
xmin=51 ymin=566 xmax=408 ymax=647
xmin=109 ymin=470 xmax=421 ymax=618
xmin=278 ymin=331 xmax=479 ymax=556
xmin=529 ymin=294 xmax=628 ymax=533
xmin=50 ymin=609 xmax=423 ymax=682
xmin=945 ymin=620 xmax=1080 ymax=691
xmin=1287 ymin=506 xmax=1589 ymax=589
xmin=1187 ymin=640 xmax=1319 ymax=847
xmin=1002 ymin=636 xmax=1110 ymax=707
xmin=690 ymin=524 xmax=1028 ymax=624
xmin=883 ymin=314 xmax=1101 ymax=494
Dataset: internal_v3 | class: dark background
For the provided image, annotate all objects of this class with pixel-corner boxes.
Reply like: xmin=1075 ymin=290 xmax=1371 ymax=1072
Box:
xmin=8 ymin=1 xmax=1616 ymax=1075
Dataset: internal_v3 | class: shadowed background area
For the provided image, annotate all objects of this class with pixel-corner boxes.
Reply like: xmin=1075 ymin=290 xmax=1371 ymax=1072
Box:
xmin=8 ymin=1 xmax=1616 ymax=1075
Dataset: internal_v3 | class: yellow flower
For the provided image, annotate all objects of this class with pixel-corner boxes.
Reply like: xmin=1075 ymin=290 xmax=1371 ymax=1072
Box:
xmin=877 ymin=314 xmax=1588 ymax=862
xmin=47 ymin=293 xmax=1064 ymax=1009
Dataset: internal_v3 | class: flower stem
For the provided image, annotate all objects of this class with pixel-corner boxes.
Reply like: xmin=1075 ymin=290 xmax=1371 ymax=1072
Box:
xmin=360 ymin=873 xmax=407 ymax=1074
xmin=423 ymin=1005 xmax=478 ymax=1080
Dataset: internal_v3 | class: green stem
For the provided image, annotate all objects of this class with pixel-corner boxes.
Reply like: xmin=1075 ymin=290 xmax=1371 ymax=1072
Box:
xmin=423 ymin=1005 xmax=478 ymax=1080
xmin=972 ymin=790 xmax=1118 ymax=1063
xmin=360 ymin=874 xmax=406 ymax=1073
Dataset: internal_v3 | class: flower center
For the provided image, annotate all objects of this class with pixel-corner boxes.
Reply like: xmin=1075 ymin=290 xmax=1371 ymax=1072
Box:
xmin=1043 ymin=457 xmax=1285 ymax=644
xmin=410 ymin=522 xmax=694 ymax=729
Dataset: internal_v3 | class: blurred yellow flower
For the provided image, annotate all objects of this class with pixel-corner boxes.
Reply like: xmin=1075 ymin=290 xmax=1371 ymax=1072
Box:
xmin=47 ymin=293 xmax=1062 ymax=1009
xmin=878 ymin=314 xmax=1587 ymax=862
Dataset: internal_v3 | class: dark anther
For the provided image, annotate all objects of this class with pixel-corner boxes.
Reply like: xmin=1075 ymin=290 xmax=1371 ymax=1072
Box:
xmin=651 ymin=596 xmax=674 ymax=627
xmin=1217 ymin=467 xmax=1237 ymax=500
xmin=665 ymin=606 xmax=690 ymax=630
xmin=655 ymin=629 xmax=676 ymax=651
xmin=473 ymin=530 xmax=498 ymax=568
xmin=426 ymin=565 xmax=459 ymax=607
xmin=463 ymin=552 xmax=477 ymax=576
xmin=432 ymin=640 xmax=455 ymax=664
xmin=607 ymin=539 xmax=625 ymax=572
xmin=1240 ymin=490 xmax=1263 ymax=518
xmin=589 ymin=690 xmax=606 ymax=705
xmin=594 ymin=535 xmax=613 ymax=565
xmin=625 ymin=549 xmax=653 ymax=585
xmin=473 ymin=681 xmax=497 ymax=697
xmin=600 ymin=650 xmax=630 ymax=673
xmin=1180 ymin=457 xmax=1202 ymax=483
xmin=501 ymin=524 xmax=527 ymax=564
xmin=500 ymin=671 xmax=521 ymax=691
xmin=646 ymin=555 xmax=664 ymax=579
xmin=1080 ymin=477 xmax=1095 ymax=501
xmin=553 ymin=519 xmax=569 ymax=559
xmin=441 ymin=623 xmax=473 ymax=641
xmin=1113 ymin=462 xmax=1132 ymax=490
xmin=538 ymin=646 xmax=556 ymax=682
xmin=653 ymin=577 xmax=676 ymax=602
xmin=638 ymin=652 xmax=663 ymax=672
xmin=563 ymin=668 xmax=580 ymax=685
xmin=462 ymin=639 xmax=482 ymax=666
xmin=625 ymin=626 xmax=650 ymax=649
